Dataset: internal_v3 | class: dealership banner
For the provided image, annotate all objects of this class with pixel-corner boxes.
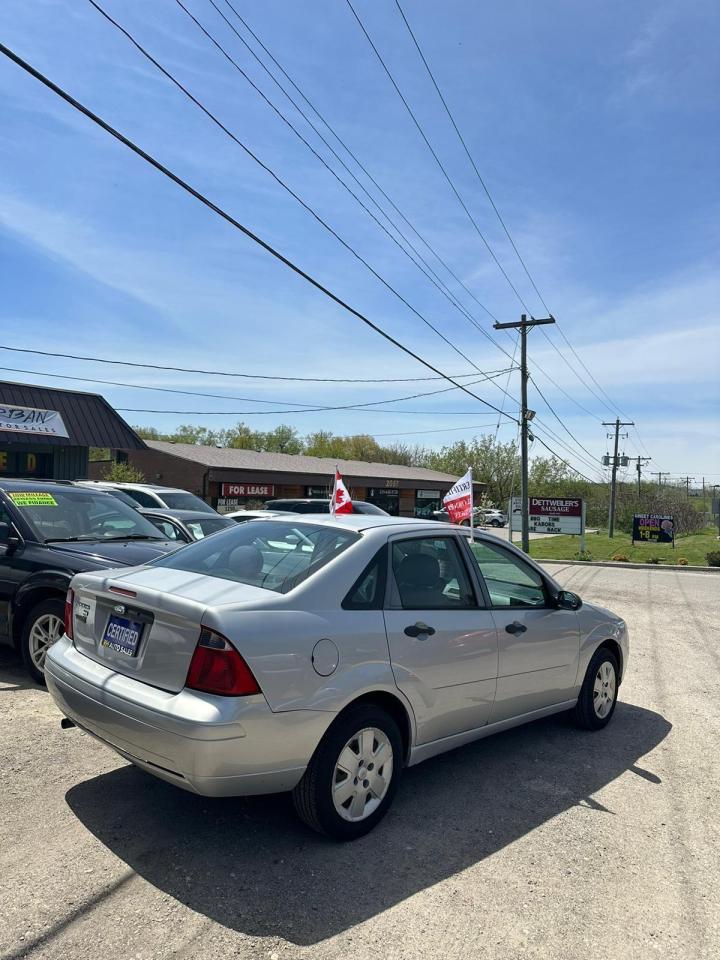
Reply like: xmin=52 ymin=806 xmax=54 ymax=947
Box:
xmin=632 ymin=514 xmax=674 ymax=544
xmin=220 ymin=483 xmax=274 ymax=498
xmin=528 ymin=497 xmax=583 ymax=535
xmin=442 ymin=468 xmax=473 ymax=524
xmin=0 ymin=404 xmax=69 ymax=438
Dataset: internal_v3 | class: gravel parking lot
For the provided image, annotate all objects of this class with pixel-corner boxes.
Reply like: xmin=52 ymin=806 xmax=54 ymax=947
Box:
xmin=1 ymin=565 xmax=718 ymax=960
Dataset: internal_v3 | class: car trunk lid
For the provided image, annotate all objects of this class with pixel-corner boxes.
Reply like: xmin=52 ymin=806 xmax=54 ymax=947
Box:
xmin=71 ymin=567 xmax=270 ymax=693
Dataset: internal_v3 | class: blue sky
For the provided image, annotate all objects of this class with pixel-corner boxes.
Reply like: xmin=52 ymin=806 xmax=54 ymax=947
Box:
xmin=1 ymin=0 xmax=718 ymax=483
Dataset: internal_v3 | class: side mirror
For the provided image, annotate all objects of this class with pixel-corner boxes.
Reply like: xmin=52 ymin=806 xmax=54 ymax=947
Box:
xmin=556 ymin=590 xmax=582 ymax=611
xmin=0 ymin=523 xmax=20 ymax=554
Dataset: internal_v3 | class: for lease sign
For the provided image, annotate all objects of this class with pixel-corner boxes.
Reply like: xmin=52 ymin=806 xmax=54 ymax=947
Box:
xmin=529 ymin=497 xmax=583 ymax=534
xmin=221 ymin=483 xmax=274 ymax=497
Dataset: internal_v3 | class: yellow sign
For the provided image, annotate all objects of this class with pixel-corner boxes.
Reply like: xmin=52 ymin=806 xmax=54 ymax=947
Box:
xmin=8 ymin=492 xmax=58 ymax=507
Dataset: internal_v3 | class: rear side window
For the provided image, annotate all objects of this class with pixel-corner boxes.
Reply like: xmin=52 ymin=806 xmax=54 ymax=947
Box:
xmin=391 ymin=536 xmax=476 ymax=610
xmin=122 ymin=489 xmax=158 ymax=508
xmin=343 ymin=547 xmax=388 ymax=610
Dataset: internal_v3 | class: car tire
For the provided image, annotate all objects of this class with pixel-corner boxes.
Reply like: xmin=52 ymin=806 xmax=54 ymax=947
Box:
xmin=490 ymin=519 xmax=501 ymax=527
xmin=573 ymin=646 xmax=619 ymax=730
xmin=292 ymin=703 xmax=403 ymax=841
xmin=20 ymin=597 xmax=65 ymax=685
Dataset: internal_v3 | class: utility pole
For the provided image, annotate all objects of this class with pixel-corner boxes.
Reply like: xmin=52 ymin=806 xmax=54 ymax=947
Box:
xmin=680 ymin=476 xmax=695 ymax=498
xmin=493 ymin=314 xmax=555 ymax=553
xmin=651 ymin=471 xmax=670 ymax=487
xmin=603 ymin=418 xmax=634 ymax=538
xmin=632 ymin=455 xmax=651 ymax=496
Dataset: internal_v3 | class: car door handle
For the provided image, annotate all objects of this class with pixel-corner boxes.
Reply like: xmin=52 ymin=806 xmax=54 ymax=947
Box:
xmin=404 ymin=622 xmax=436 ymax=638
xmin=505 ymin=621 xmax=527 ymax=635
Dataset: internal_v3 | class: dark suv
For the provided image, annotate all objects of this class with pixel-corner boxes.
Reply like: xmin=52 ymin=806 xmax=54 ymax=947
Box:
xmin=265 ymin=499 xmax=389 ymax=515
xmin=0 ymin=480 xmax=178 ymax=683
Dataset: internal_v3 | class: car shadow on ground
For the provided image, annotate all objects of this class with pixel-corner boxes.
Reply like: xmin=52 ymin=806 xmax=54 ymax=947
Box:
xmin=0 ymin=651 xmax=37 ymax=692
xmin=66 ymin=702 xmax=670 ymax=946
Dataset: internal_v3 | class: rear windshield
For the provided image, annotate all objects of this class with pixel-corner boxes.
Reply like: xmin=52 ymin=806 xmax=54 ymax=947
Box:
xmin=160 ymin=492 xmax=216 ymax=513
xmin=151 ymin=520 xmax=360 ymax=593
xmin=185 ymin=517 xmax=234 ymax=539
xmin=5 ymin=489 xmax=166 ymax=543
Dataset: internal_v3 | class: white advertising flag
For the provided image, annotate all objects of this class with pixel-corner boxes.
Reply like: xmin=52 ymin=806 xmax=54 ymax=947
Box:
xmin=442 ymin=468 xmax=473 ymax=524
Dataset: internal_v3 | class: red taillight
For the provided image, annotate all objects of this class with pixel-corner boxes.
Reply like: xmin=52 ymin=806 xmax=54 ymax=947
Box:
xmin=186 ymin=629 xmax=260 ymax=697
xmin=64 ymin=588 xmax=74 ymax=640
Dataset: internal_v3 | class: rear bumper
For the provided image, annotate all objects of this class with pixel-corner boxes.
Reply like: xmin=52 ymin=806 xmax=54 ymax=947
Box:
xmin=45 ymin=636 xmax=332 ymax=797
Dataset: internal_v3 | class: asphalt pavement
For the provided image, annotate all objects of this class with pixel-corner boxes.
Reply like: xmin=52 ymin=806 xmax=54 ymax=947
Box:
xmin=1 ymin=566 xmax=718 ymax=959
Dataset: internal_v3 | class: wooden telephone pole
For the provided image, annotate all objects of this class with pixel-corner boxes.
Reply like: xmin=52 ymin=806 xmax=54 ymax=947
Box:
xmin=603 ymin=418 xmax=634 ymax=538
xmin=493 ymin=314 xmax=555 ymax=553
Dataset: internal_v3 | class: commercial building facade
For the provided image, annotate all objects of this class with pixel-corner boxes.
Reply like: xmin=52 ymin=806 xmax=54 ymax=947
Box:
xmin=111 ymin=441 xmax=485 ymax=518
xmin=1 ymin=381 xmax=146 ymax=480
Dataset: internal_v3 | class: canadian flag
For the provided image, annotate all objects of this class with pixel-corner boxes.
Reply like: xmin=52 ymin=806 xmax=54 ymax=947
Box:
xmin=330 ymin=468 xmax=353 ymax=515
xmin=442 ymin=468 xmax=474 ymax=524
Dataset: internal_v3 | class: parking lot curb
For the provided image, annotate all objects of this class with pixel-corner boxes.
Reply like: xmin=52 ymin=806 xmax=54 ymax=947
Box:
xmin=537 ymin=559 xmax=720 ymax=574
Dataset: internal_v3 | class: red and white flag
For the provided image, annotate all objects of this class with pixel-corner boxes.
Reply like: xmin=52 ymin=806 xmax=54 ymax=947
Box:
xmin=330 ymin=468 xmax=353 ymax=515
xmin=442 ymin=468 xmax=473 ymax=524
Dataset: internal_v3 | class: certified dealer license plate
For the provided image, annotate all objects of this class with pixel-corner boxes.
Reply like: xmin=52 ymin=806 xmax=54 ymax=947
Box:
xmin=101 ymin=615 xmax=144 ymax=657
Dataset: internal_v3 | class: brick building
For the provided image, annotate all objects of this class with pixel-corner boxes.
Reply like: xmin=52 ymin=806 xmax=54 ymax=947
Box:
xmin=106 ymin=440 xmax=484 ymax=518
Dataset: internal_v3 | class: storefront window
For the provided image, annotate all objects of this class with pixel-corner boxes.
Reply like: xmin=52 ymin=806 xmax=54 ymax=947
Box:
xmin=367 ymin=487 xmax=400 ymax=516
xmin=306 ymin=486 xmax=330 ymax=498
xmin=0 ymin=449 xmax=54 ymax=479
xmin=414 ymin=489 xmax=442 ymax=518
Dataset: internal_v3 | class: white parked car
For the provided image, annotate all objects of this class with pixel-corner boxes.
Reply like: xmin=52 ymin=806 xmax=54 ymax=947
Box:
xmin=75 ymin=481 xmax=216 ymax=514
xmin=47 ymin=515 xmax=628 ymax=840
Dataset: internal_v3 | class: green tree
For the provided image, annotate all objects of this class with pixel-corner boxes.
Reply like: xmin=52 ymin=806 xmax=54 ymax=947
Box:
xmin=102 ymin=462 xmax=145 ymax=482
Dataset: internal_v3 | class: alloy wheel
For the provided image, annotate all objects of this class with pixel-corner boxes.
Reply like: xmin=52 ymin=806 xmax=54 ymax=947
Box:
xmin=28 ymin=613 xmax=64 ymax=671
xmin=332 ymin=727 xmax=394 ymax=822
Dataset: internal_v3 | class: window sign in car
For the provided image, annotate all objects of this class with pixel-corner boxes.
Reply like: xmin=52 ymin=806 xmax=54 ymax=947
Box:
xmin=468 ymin=539 xmax=547 ymax=607
xmin=151 ymin=520 xmax=359 ymax=594
xmin=6 ymin=489 xmax=166 ymax=543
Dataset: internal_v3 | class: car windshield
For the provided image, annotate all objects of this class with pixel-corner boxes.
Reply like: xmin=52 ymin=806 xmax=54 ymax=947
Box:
xmin=151 ymin=520 xmax=360 ymax=593
xmin=160 ymin=492 xmax=216 ymax=513
xmin=6 ymin=488 xmax=166 ymax=542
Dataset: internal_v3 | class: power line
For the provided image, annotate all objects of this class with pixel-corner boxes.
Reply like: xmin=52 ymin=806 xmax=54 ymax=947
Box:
xmin=394 ymin=0 xmax=545 ymax=311
xmin=0 ymin=42 xmax=518 ymax=423
xmin=216 ymin=0 xmax=509 ymax=334
xmin=0 ymin=344 xmax=481 ymax=384
xmin=345 ymin=0 xmax=532 ymax=314
xmin=529 ymin=375 xmax=599 ymax=463
xmin=114 ymin=0 xmax=612 ymax=452
xmin=0 ymin=363 xmax=516 ymax=413
xmin=88 ymin=1 xmax=510 ymax=382
xmin=370 ymin=420 xmax=503 ymax=439
xmin=203 ymin=0 xmax=500 ymax=341
xmin=529 ymin=434 xmax=597 ymax=484
xmin=392 ymin=0 xmax=632 ymax=424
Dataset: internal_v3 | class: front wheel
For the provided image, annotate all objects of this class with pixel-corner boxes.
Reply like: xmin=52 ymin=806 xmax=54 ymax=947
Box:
xmin=292 ymin=704 xmax=403 ymax=841
xmin=573 ymin=647 xmax=619 ymax=730
xmin=21 ymin=597 xmax=65 ymax=685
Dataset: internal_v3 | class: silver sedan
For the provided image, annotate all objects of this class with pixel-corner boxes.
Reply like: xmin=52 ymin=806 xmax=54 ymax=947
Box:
xmin=46 ymin=516 xmax=629 ymax=841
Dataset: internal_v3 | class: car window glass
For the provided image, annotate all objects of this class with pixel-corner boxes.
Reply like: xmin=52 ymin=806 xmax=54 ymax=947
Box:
xmin=148 ymin=518 xmax=183 ymax=540
xmin=4 ymin=490 xmax=164 ymax=542
xmin=161 ymin=492 xmax=215 ymax=512
xmin=0 ymin=502 xmax=12 ymax=541
xmin=391 ymin=536 xmax=476 ymax=609
xmin=122 ymin=489 xmax=157 ymax=508
xmin=151 ymin=520 xmax=359 ymax=594
xmin=343 ymin=547 xmax=387 ymax=610
xmin=468 ymin=539 xmax=547 ymax=608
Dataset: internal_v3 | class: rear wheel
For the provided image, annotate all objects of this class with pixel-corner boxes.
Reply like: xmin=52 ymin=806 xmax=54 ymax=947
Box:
xmin=292 ymin=703 xmax=402 ymax=841
xmin=573 ymin=647 xmax=619 ymax=730
xmin=21 ymin=598 xmax=65 ymax=685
